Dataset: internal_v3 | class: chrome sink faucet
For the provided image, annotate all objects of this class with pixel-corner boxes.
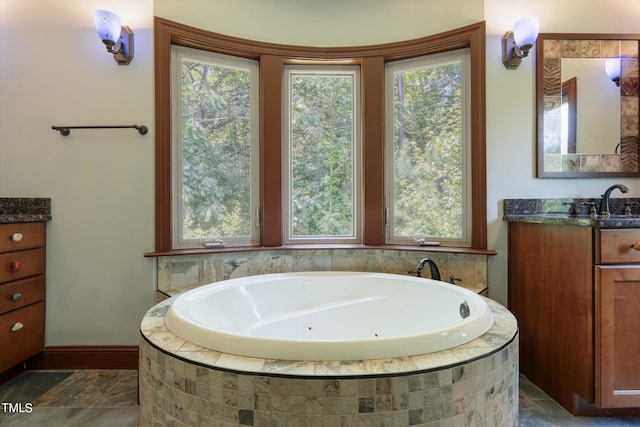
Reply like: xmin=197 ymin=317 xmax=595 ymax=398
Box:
xmin=598 ymin=184 xmax=629 ymax=216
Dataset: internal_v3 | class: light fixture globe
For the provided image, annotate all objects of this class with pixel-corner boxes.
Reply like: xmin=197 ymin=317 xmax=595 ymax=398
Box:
xmin=94 ymin=10 xmax=121 ymax=47
xmin=92 ymin=9 xmax=134 ymax=65
xmin=605 ymin=58 xmax=621 ymax=86
xmin=502 ymin=16 xmax=541 ymax=69
xmin=513 ymin=16 xmax=540 ymax=53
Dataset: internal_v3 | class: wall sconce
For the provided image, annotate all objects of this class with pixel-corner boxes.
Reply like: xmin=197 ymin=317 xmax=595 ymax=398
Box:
xmin=94 ymin=10 xmax=134 ymax=65
xmin=605 ymin=58 xmax=621 ymax=86
xmin=502 ymin=16 xmax=540 ymax=69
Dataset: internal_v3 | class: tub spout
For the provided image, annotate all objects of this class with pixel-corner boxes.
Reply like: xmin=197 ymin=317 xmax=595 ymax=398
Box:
xmin=409 ymin=258 xmax=441 ymax=281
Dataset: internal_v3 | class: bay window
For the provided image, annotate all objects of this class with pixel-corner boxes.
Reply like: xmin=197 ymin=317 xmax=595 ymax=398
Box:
xmin=153 ymin=18 xmax=487 ymax=253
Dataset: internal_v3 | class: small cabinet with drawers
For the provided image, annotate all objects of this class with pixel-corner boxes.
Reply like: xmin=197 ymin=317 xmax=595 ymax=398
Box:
xmin=0 ymin=222 xmax=46 ymax=373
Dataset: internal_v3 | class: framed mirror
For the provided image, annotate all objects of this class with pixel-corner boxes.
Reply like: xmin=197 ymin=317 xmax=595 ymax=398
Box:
xmin=536 ymin=33 xmax=640 ymax=177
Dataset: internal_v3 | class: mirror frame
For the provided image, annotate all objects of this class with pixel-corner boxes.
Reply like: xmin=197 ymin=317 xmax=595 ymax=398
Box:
xmin=536 ymin=33 xmax=640 ymax=178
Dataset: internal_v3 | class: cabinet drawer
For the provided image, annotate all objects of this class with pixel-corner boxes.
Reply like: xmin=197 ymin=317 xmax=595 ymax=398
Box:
xmin=0 ymin=222 xmax=45 ymax=253
xmin=0 ymin=276 xmax=45 ymax=314
xmin=597 ymin=229 xmax=640 ymax=264
xmin=0 ymin=248 xmax=45 ymax=284
xmin=0 ymin=301 xmax=45 ymax=373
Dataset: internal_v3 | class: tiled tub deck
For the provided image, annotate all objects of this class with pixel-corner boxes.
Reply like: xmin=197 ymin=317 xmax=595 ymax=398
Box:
xmin=139 ymin=297 xmax=518 ymax=427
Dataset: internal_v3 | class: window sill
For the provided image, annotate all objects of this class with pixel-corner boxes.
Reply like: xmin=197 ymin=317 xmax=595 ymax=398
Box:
xmin=144 ymin=244 xmax=496 ymax=258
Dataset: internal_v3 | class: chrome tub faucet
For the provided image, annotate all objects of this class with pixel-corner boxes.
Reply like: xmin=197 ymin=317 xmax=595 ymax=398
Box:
xmin=409 ymin=258 xmax=441 ymax=281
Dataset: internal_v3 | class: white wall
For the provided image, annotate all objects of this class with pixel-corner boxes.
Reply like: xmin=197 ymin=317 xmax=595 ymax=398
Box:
xmin=485 ymin=0 xmax=640 ymax=303
xmin=2 ymin=0 xmax=639 ymax=346
xmin=153 ymin=0 xmax=484 ymax=46
xmin=0 ymin=0 xmax=156 ymax=345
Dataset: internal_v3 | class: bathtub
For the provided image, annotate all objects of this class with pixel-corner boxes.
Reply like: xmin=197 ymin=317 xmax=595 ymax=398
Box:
xmin=165 ymin=271 xmax=494 ymax=361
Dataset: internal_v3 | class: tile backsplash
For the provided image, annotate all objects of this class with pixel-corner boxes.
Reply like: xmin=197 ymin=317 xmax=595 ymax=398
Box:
xmin=156 ymin=249 xmax=490 ymax=295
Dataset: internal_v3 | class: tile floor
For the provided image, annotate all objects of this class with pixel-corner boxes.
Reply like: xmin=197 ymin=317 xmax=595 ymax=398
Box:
xmin=0 ymin=370 xmax=139 ymax=426
xmin=518 ymin=377 xmax=640 ymax=426
xmin=0 ymin=370 xmax=639 ymax=426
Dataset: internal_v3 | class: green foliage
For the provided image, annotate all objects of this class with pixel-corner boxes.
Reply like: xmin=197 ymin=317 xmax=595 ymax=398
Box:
xmin=392 ymin=61 xmax=464 ymax=239
xmin=180 ymin=59 xmax=253 ymax=239
xmin=289 ymin=73 xmax=355 ymax=237
xmin=178 ymin=55 xmax=465 ymax=243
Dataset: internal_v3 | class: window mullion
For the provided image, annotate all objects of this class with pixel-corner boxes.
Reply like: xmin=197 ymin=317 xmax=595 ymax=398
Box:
xmin=260 ymin=55 xmax=284 ymax=247
xmin=361 ymin=56 xmax=386 ymax=246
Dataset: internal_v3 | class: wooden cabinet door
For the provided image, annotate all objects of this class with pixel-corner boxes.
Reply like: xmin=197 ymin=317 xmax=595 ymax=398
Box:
xmin=508 ymin=222 xmax=594 ymax=412
xmin=596 ymin=265 xmax=640 ymax=408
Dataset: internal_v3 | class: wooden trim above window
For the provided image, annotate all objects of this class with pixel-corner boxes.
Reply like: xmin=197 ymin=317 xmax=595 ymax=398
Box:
xmin=155 ymin=17 xmax=484 ymax=61
xmin=153 ymin=17 xmax=487 ymax=252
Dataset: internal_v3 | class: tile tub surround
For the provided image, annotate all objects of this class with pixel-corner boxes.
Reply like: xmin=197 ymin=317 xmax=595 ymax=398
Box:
xmin=156 ymin=249 xmax=491 ymax=296
xmin=139 ymin=297 xmax=518 ymax=426
xmin=0 ymin=197 xmax=51 ymax=223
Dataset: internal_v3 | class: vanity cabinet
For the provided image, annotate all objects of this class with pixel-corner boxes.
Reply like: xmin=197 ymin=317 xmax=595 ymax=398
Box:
xmin=0 ymin=222 xmax=46 ymax=373
xmin=508 ymin=222 xmax=640 ymax=415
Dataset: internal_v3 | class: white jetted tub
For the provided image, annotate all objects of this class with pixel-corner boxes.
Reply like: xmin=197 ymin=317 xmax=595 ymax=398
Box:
xmin=165 ymin=271 xmax=494 ymax=361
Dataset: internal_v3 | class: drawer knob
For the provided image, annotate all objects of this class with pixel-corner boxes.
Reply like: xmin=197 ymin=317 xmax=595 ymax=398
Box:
xmin=11 ymin=322 xmax=24 ymax=332
xmin=11 ymin=233 xmax=23 ymax=242
xmin=11 ymin=293 xmax=22 ymax=301
xmin=11 ymin=261 xmax=23 ymax=272
xmin=631 ymin=242 xmax=640 ymax=251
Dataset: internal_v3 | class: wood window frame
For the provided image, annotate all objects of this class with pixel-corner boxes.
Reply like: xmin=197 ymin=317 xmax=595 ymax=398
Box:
xmin=152 ymin=17 xmax=487 ymax=253
xmin=282 ymin=64 xmax=362 ymax=244
xmin=384 ymin=49 xmax=472 ymax=247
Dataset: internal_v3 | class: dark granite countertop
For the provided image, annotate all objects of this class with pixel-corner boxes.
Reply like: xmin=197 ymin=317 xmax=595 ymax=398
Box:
xmin=503 ymin=198 xmax=640 ymax=229
xmin=0 ymin=198 xmax=51 ymax=223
